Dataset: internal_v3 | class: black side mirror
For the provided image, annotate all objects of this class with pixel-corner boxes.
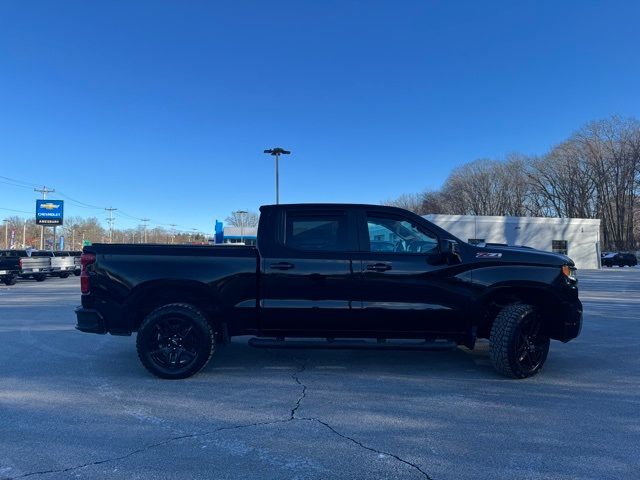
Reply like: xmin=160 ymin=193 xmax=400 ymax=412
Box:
xmin=428 ymin=239 xmax=461 ymax=265
xmin=446 ymin=240 xmax=462 ymax=264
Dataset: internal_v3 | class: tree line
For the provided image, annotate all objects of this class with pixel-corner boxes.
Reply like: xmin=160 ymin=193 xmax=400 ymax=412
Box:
xmin=383 ymin=116 xmax=640 ymax=250
xmin=1 ymin=216 xmax=206 ymax=250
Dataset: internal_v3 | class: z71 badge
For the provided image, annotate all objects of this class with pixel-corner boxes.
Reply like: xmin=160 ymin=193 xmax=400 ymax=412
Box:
xmin=476 ymin=252 xmax=503 ymax=258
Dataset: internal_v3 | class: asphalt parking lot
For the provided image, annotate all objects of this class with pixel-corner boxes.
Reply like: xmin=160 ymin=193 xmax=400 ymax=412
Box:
xmin=1 ymin=269 xmax=639 ymax=480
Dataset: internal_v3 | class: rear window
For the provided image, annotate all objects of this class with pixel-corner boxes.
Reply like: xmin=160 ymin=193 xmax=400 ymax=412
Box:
xmin=284 ymin=213 xmax=348 ymax=252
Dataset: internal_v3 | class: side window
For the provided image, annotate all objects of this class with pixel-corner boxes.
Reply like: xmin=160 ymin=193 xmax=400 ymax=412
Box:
xmin=366 ymin=214 xmax=438 ymax=254
xmin=284 ymin=213 xmax=348 ymax=252
xmin=552 ymin=240 xmax=568 ymax=255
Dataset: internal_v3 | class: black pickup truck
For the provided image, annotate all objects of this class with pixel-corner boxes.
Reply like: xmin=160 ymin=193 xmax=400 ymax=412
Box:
xmin=0 ymin=250 xmax=21 ymax=285
xmin=76 ymin=203 xmax=582 ymax=380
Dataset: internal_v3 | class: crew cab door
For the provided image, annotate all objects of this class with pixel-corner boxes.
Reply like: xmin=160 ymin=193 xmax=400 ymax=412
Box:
xmin=259 ymin=207 xmax=359 ymax=335
xmin=355 ymin=209 xmax=470 ymax=336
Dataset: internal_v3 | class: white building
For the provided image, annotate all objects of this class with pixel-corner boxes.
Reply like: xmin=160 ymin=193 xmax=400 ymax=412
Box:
xmin=425 ymin=215 xmax=602 ymax=269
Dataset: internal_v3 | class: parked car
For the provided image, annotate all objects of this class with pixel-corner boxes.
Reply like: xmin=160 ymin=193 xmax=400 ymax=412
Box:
xmin=601 ymin=252 xmax=638 ymax=267
xmin=76 ymin=203 xmax=582 ymax=380
xmin=0 ymin=250 xmax=21 ymax=285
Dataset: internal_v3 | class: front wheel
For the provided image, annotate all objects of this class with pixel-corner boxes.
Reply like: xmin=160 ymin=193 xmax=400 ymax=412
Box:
xmin=136 ymin=303 xmax=215 ymax=379
xmin=3 ymin=276 xmax=17 ymax=286
xmin=34 ymin=274 xmax=46 ymax=282
xmin=489 ymin=303 xmax=550 ymax=379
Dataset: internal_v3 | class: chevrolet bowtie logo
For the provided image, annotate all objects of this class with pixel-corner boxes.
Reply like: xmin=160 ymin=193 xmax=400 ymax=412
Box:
xmin=41 ymin=203 xmax=60 ymax=210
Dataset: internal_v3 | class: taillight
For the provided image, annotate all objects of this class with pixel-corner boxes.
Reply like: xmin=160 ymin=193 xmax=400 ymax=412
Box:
xmin=19 ymin=258 xmax=23 ymax=268
xmin=80 ymin=253 xmax=96 ymax=294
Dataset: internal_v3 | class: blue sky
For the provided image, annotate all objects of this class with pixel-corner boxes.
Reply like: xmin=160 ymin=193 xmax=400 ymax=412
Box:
xmin=1 ymin=0 xmax=639 ymax=234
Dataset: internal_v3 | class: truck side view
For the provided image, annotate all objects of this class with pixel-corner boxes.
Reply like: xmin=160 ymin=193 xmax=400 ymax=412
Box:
xmin=75 ymin=204 xmax=582 ymax=379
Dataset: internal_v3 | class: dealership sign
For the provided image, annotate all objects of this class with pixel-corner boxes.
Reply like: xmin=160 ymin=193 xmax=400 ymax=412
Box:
xmin=36 ymin=199 xmax=64 ymax=225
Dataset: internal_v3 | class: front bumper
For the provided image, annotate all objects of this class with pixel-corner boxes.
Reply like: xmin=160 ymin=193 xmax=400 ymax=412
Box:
xmin=557 ymin=299 xmax=583 ymax=342
xmin=75 ymin=307 xmax=107 ymax=334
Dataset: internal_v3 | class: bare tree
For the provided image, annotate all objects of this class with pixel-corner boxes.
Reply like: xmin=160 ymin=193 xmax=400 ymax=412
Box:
xmin=225 ymin=211 xmax=259 ymax=228
xmin=575 ymin=117 xmax=640 ymax=250
xmin=381 ymin=193 xmax=425 ymax=214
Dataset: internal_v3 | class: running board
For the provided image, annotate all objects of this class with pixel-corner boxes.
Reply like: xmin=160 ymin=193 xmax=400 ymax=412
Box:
xmin=248 ymin=337 xmax=457 ymax=351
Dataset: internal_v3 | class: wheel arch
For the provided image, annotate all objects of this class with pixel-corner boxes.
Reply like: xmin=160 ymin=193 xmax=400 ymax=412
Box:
xmin=127 ymin=280 xmax=220 ymax=332
xmin=477 ymin=285 xmax=565 ymax=340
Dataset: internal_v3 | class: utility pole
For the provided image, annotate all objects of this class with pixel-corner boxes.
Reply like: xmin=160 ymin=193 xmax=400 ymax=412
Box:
xmin=141 ymin=218 xmax=150 ymax=243
xmin=34 ymin=186 xmax=55 ymax=249
xmin=169 ymin=224 xmax=178 ymax=244
xmin=105 ymin=207 xmax=117 ymax=243
xmin=264 ymin=148 xmax=291 ymax=204
xmin=3 ymin=219 xmax=8 ymax=249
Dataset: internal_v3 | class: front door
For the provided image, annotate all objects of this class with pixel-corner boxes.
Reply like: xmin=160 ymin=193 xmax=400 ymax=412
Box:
xmin=260 ymin=208 xmax=359 ymax=335
xmin=356 ymin=210 xmax=470 ymax=336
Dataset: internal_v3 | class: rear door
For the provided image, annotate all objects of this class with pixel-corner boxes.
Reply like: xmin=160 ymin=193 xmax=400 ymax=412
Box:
xmin=259 ymin=207 xmax=359 ymax=335
xmin=355 ymin=209 xmax=471 ymax=336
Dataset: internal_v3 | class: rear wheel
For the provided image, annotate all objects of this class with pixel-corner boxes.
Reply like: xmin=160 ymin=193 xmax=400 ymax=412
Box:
xmin=489 ymin=303 xmax=550 ymax=379
xmin=34 ymin=274 xmax=46 ymax=282
xmin=136 ymin=303 xmax=214 ymax=379
xmin=73 ymin=270 xmax=81 ymax=276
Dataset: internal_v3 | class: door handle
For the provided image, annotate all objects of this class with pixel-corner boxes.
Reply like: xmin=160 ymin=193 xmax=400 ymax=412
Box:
xmin=366 ymin=263 xmax=392 ymax=272
xmin=270 ymin=262 xmax=295 ymax=270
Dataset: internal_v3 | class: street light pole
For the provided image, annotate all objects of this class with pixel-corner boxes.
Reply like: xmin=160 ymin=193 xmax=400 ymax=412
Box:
xmin=264 ymin=148 xmax=291 ymax=204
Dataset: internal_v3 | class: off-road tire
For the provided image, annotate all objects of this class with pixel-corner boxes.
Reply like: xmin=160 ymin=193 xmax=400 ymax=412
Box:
xmin=489 ymin=303 xmax=550 ymax=379
xmin=136 ymin=303 xmax=215 ymax=379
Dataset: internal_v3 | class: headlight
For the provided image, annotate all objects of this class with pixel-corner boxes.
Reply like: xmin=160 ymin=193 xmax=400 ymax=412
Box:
xmin=562 ymin=265 xmax=577 ymax=282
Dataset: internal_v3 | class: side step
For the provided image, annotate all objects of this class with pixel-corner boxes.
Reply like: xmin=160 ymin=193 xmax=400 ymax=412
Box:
xmin=248 ymin=337 xmax=457 ymax=351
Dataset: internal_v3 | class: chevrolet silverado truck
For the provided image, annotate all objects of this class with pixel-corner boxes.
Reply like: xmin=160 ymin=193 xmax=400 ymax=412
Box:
xmin=76 ymin=203 xmax=582 ymax=380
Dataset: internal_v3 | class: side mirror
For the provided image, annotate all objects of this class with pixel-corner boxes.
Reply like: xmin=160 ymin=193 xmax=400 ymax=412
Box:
xmin=428 ymin=240 xmax=461 ymax=265
xmin=446 ymin=240 xmax=462 ymax=264
xmin=447 ymin=240 xmax=460 ymax=255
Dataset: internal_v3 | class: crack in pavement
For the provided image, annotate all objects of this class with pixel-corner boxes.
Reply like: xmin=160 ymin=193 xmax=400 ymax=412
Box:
xmin=302 ymin=417 xmax=434 ymax=479
xmin=6 ymin=351 xmax=434 ymax=480
xmin=277 ymin=351 xmax=433 ymax=479
xmin=1 ymin=419 xmax=291 ymax=480
xmin=289 ymin=361 xmax=307 ymax=420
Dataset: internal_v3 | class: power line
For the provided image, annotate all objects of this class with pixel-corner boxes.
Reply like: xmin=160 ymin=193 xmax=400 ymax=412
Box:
xmin=0 ymin=175 xmax=40 ymax=188
xmin=1 ymin=175 xmax=207 ymax=234
xmin=0 ymin=207 xmax=32 ymax=214
xmin=56 ymin=191 xmax=104 ymax=210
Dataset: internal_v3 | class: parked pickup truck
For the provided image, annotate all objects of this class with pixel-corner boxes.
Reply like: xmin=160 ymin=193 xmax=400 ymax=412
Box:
xmin=70 ymin=251 xmax=82 ymax=276
xmin=76 ymin=203 xmax=582 ymax=380
xmin=13 ymin=250 xmax=51 ymax=281
xmin=50 ymin=251 xmax=75 ymax=278
xmin=0 ymin=250 xmax=21 ymax=285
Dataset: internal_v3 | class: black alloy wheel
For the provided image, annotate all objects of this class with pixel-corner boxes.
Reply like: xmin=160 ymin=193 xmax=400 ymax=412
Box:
xmin=136 ymin=303 xmax=214 ymax=379
xmin=490 ymin=303 xmax=550 ymax=379
xmin=512 ymin=313 xmax=547 ymax=375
